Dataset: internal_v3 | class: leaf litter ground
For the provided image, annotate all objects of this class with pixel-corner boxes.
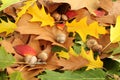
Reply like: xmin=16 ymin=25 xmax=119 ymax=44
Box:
xmin=0 ymin=0 xmax=120 ymax=80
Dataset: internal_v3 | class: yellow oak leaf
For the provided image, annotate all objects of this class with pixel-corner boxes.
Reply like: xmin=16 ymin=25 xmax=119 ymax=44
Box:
xmin=16 ymin=0 xmax=36 ymax=22
xmin=110 ymin=16 xmax=120 ymax=43
xmin=27 ymin=2 xmax=54 ymax=26
xmin=80 ymin=47 xmax=103 ymax=70
xmin=52 ymin=0 xmax=99 ymax=14
xmin=0 ymin=19 xmax=17 ymax=35
xmin=56 ymin=51 xmax=70 ymax=60
xmin=66 ymin=17 xmax=107 ymax=42
xmin=56 ymin=47 xmax=78 ymax=59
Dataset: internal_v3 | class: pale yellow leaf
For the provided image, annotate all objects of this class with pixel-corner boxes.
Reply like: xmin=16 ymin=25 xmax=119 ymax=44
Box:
xmin=27 ymin=2 xmax=54 ymax=26
xmin=110 ymin=16 xmax=120 ymax=43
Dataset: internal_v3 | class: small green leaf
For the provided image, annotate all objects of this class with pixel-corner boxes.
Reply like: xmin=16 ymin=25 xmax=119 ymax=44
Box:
xmin=0 ymin=71 xmax=8 ymax=80
xmin=9 ymin=71 xmax=23 ymax=80
xmin=112 ymin=42 xmax=120 ymax=55
xmin=0 ymin=46 xmax=15 ymax=70
xmin=52 ymin=46 xmax=68 ymax=52
xmin=103 ymin=58 xmax=120 ymax=75
xmin=72 ymin=43 xmax=81 ymax=54
xmin=38 ymin=69 xmax=106 ymax=80
xmin=0 ymin=0 xmax=20 ymax=11
xmin=112 ymin=0 xmax=117 ymax=2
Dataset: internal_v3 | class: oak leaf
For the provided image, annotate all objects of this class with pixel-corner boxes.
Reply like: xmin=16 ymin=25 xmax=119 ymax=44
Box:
xmin=0 ymin=19 xmax=17 ymax=35
xmin=56 ymin=47 xmax=88 ymax=70
xmin=58 ymin=54 xmax=88 ymax=70
xmin=110 ymin=16 xmax=120 ymax=43
xmin=52 ymin=0 xmax=99 ymax=14
xmin=27 ymin=2 xmax=54 ymax=26
xmin=66 ymin=17 xmax=107 ymax=42
xmin=80 ymin=48 xmax=103 ymax=70
xmin=56 ymin=51 xmax=70 ymax=60
xmin=96 ymin=0 xmax=120 ymax=25
xmin=7 ymin=66 xmax=41 ymax=80
xmin=16 ymin=14 xmax=43 ymax=35
xmin=16 ymin=0 xmax=36 ymax=22
xmin=0 ymin=40 xmax=16 ymax=54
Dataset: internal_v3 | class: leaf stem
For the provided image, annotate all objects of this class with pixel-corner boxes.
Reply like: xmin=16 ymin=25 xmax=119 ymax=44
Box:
xmin=102 ymin=42 xmax=112 ymax=52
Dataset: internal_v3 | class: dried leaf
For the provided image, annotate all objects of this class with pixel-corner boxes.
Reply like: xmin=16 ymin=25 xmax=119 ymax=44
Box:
xmin=7 ymin=66 xmax=41 ymax=80
xmin=28 ymin=35 xmax=41 ymax=53
xmin=0 ymin=19 xmax=17 ymax=35
xmin=75 ymin=8 xmax=94 ymax=24
xmin=52 ymin=0 xmax=99 ymax=14
xmin=57 ymin=48 xmax=88 ymax=70
xmin=35 ymin=26 xmax=73 ymax=49
xmin=3 ymin=2 xmax=23 ymax=19
xmin=66 ymin=17 xmax=107 ymax=42
xmin=0 ymin=40 xmax=16 ymax=54
xmin=16 ymin=14 xmax=42 ymax=35
xmin=80 ymin=48 xmax=103 ymax=70
xmin=110 ymin=16 xmax=120 ymax=43
xmin=27 ymin=2 xmax=54 ymax=26
xmin=58 ymin=54 xmax=88 ymax=70
xmin=96 ymin=0 xmax=120 ymax=25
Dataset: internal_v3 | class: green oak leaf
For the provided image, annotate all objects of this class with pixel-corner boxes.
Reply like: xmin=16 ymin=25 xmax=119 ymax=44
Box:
xmin=0 ymin=0 xmax=20 ymax=11
xmin=9 ymin=71 xmax=23 ymax=80
xmin=0 ymin=71 xmax=8 ymax=80
xmin=38 ymin=69 xmax=106 ymax=80
xmin=0 ymin=46 xmax=15 ymax=70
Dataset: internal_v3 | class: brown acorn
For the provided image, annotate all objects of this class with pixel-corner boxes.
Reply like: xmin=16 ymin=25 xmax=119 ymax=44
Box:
xmin=52 ymin=12 xmax=61 ymax=21
xmin=37 ymin=45 xmax=51 ymax=61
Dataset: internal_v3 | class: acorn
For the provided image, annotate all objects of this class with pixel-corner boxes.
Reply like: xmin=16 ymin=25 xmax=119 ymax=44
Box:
xmin=86 ymin=39 xmax=103 ymax=52
xmin=37 ymin=51 xmax=48 ymax=62
xmin=52 ymin=12 xmax=61 ymax=21
xmin=56 ymin=33 xmax=66 ymax=43
xmin=37 ymin=45 xmax=51 ymax=62
xmin=92 ymin=44 xmax=103 ymax=52
xmin=61 ymin=14 xmax=68 ymax=21
xmin=14 ymin=45 xmax=38 ymax=65
xmin=86 ymin=39 xmax=98 ymax=48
